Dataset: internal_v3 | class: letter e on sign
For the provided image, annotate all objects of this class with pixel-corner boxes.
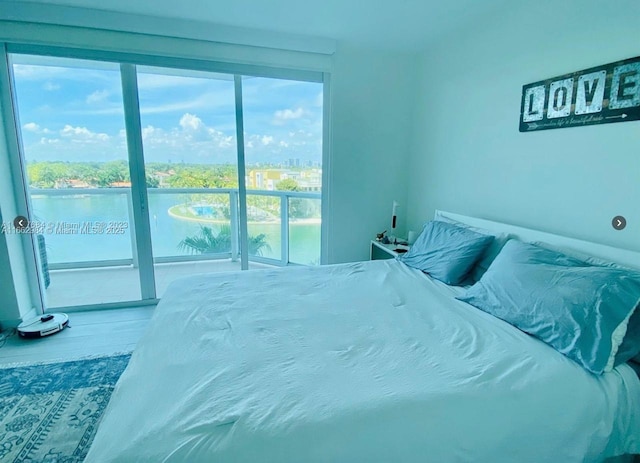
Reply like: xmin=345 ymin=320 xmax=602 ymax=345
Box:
xmin=547 ymin=78 xmax=573 ymax=119
xmin=523 ymin=85 xmax=545 ymax=122
xmin=575 ymin=70 xmax=606 ymax=115
xmin=610 ymin=62 xmax=640 ymax=110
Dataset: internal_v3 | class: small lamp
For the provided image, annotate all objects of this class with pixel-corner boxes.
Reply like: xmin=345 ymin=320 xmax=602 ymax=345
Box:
xmin=390 ymin=201 xmax=398 ymax=244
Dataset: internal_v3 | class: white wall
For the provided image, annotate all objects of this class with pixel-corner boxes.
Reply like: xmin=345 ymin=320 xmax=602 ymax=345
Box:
xmin=407 ymin=0 xmax=640 ymax=252
xmin=0 ymin=210 xmax=21 ymax=328
xmin=327 ymin=44 xmax=415 ymax=263
xmin=0 ymin=114 xmax=34 ymax=327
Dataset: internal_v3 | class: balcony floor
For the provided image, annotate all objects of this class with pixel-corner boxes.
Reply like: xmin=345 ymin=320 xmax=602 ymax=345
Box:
xmin=45 ymin=259 xmax=272 ymax=308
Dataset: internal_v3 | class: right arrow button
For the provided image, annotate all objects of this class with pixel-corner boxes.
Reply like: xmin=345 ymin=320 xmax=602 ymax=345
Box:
xmin=612 ymin=215 xmax=627 ymax=231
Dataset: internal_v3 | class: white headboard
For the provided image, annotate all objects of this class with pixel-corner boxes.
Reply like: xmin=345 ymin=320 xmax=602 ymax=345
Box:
xmin=435 ymin=210 xmax=640 ymax=270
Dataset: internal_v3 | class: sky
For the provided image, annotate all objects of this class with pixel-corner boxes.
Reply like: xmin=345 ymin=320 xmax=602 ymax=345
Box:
xmin=12 ymin=55 xmax=323 ymax=166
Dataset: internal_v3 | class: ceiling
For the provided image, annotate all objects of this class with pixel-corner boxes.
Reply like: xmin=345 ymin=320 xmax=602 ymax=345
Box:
xmin=6 ymin=0 xmax=511 ymax=51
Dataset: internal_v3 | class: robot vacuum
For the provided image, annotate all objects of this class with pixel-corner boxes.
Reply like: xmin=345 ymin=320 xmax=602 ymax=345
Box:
xmin=17 ymin=313 xmax=69 ymax=339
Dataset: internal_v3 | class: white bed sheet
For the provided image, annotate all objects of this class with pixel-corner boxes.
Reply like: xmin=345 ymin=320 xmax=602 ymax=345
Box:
xmin=86 ymin=260 xmax=640 ymax=462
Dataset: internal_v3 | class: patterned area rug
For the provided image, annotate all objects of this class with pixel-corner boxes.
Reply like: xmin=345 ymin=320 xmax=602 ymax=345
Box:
xmin=0 ymin=354 xmax=131 ymax=462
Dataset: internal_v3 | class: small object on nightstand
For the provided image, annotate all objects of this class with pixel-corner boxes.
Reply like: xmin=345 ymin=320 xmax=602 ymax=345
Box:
xmin=370 ymin=240 xmax=410 ymax=260
xmin=375 ymin=230 xmax=387 ymax=242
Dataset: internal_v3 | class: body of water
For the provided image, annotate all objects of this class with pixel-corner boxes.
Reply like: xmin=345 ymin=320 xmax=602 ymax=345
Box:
xmin=31 ymin=193 xmax=321 ymax=266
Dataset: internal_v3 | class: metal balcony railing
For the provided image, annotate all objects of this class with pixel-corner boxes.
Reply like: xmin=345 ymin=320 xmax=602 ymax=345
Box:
xmin=29 ymin=187 xmax=321 ymax=269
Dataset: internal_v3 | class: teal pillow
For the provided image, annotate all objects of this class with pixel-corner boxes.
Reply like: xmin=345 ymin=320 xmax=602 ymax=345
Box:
xmin=620 ymin=307 xmax=640 ymax=365
xmin=435 ymin=217 xmax=510 ymax=282
xmin=458 ymin=240 xmax=640 ymax=375
xmin=399 ymin=221 xmax=494 ymax=285
xmin=533 ymin=241 xmax=640 ymax=366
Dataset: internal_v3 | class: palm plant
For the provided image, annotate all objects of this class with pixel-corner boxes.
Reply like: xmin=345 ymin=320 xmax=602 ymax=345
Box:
xmin=178 ymin=225 xmax=271 ymax=256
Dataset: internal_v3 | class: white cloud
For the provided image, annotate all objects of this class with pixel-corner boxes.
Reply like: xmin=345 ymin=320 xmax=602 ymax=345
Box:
xmin=141 ymin=125 xmax=157 ymax=141
xmin=20 ymin=111 xmax=321 ymax=164
xmin=22 ymin=123 xmax=53 ymax=135
xmin=179 ymin=113 xmax=204 ymax=131
xmin=273 ymin=107 xmax=304 ymax=123
xmin=86 ymin=90 xmax=109 ymax=104
xmin=60 ymin=125 xmax=110 ymax=142
xmin=218 ymin=135 xmax=233 ymax=148
xmin=134 ymin=115 xmax=238 ymax=162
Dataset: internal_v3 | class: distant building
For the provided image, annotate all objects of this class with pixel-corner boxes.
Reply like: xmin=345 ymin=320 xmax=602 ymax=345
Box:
xmin=153 ymin=171 xmax=173 ymax=187
xmin=248 ymin=169 xmax=311 ymax=191
xmin=298 ymin=169 xmax=322 ymax=192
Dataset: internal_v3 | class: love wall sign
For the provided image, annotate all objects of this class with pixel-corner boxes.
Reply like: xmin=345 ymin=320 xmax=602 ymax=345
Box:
xmin=519 ymin=56 xmax=640 ymax=132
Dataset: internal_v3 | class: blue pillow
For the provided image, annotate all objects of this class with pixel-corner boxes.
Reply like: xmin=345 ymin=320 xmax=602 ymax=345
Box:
xmin=457 ymin=239 xmax=640 ymax=375
xmin=532 ymin=241 xmax=640 ymax=366
xmin=399 ymin=221 xmax=494 ymax=285
xmin=619 ymin=305 xmax=640 ymax=365
xmin=435 ymin=217 xmax=510 ymax=282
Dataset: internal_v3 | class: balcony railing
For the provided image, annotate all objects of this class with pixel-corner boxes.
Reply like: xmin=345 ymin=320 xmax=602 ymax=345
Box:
xmin=29 ymin=187 xmax=321 ymax=269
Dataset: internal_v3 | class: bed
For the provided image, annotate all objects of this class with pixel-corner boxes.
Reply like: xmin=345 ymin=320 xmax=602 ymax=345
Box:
xmin=86 ymin=211 xmax=640 ymax=462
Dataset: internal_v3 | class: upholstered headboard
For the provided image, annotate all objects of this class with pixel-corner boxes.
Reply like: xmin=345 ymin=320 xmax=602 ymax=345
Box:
xmin=435 ymin=210 xmax=640 ymax=270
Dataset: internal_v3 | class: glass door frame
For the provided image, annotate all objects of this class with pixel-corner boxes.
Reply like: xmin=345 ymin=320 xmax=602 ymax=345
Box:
xmin=0 ymin=42 xmax=331 ymax=312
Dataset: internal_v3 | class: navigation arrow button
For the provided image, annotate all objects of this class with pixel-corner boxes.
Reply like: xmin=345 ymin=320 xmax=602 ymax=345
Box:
xmin=612 ymin=215 xmax=626 ymax=231
xmin=13 ymin=215 xmax=29 ymax=231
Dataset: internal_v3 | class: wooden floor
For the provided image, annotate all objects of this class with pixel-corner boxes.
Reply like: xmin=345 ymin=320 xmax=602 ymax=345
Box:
xmin=0 ymin=306 xmax=154 ymax=366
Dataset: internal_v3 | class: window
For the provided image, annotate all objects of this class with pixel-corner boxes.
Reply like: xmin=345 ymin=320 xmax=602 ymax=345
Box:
xmin=7 ymin=50 xmax=326 ymax=310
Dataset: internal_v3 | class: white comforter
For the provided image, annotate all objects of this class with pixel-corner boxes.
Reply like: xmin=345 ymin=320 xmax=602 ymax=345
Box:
xmin=86 ymin=260 xmax=640 ymax=462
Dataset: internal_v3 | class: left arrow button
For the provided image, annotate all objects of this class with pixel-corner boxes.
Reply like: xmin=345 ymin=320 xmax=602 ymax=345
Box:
xmin=13 ymin=215 xmax=29 ymax=230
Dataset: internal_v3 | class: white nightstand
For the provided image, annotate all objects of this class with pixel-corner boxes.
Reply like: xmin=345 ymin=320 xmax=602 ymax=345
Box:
xmin=370 ymin=240 xmax=410 ymax=260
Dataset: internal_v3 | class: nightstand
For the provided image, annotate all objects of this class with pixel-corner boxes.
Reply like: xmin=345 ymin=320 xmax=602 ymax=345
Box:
xmin=370 ymin=240 xmax=410 ymax=260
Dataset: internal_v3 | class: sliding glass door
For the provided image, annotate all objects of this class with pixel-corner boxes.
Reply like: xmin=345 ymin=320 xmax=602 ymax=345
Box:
xmin=135 ymin=66 xmax=244 ymax=297
xmin=10 ymin=55 xmax=142 ymax=308
xmin=6 ymin=49 xmax=325 ymax=310
xmin=242 ymin=76 xmax=323 ymax=265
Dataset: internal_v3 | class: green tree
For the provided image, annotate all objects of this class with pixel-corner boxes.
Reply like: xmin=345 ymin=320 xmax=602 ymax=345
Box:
xmin=93 ymin=161 xmax=129 ymax=187
xmin=178 ymin=225 xmax=270 ymax=256
xmin=275 ymin=178 xmax=300 ymax=191
xmin=146 ymin=174 xmax=159 ymax=188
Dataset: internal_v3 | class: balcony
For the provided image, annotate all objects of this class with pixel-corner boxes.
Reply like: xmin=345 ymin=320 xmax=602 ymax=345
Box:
xmin=30 ymin=187 xmax=321 ymax=309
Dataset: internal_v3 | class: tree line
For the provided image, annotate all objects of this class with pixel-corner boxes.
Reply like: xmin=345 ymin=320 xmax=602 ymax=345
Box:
xmin=27 ymin=161 xmax=320 ymax=219
xmin=26 ymin=161 xmax=241 ymax=189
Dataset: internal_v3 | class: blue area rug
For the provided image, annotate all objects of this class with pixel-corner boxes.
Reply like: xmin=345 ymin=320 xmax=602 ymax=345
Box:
xmin=0 ymin=354 xmax=131 ymax=462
